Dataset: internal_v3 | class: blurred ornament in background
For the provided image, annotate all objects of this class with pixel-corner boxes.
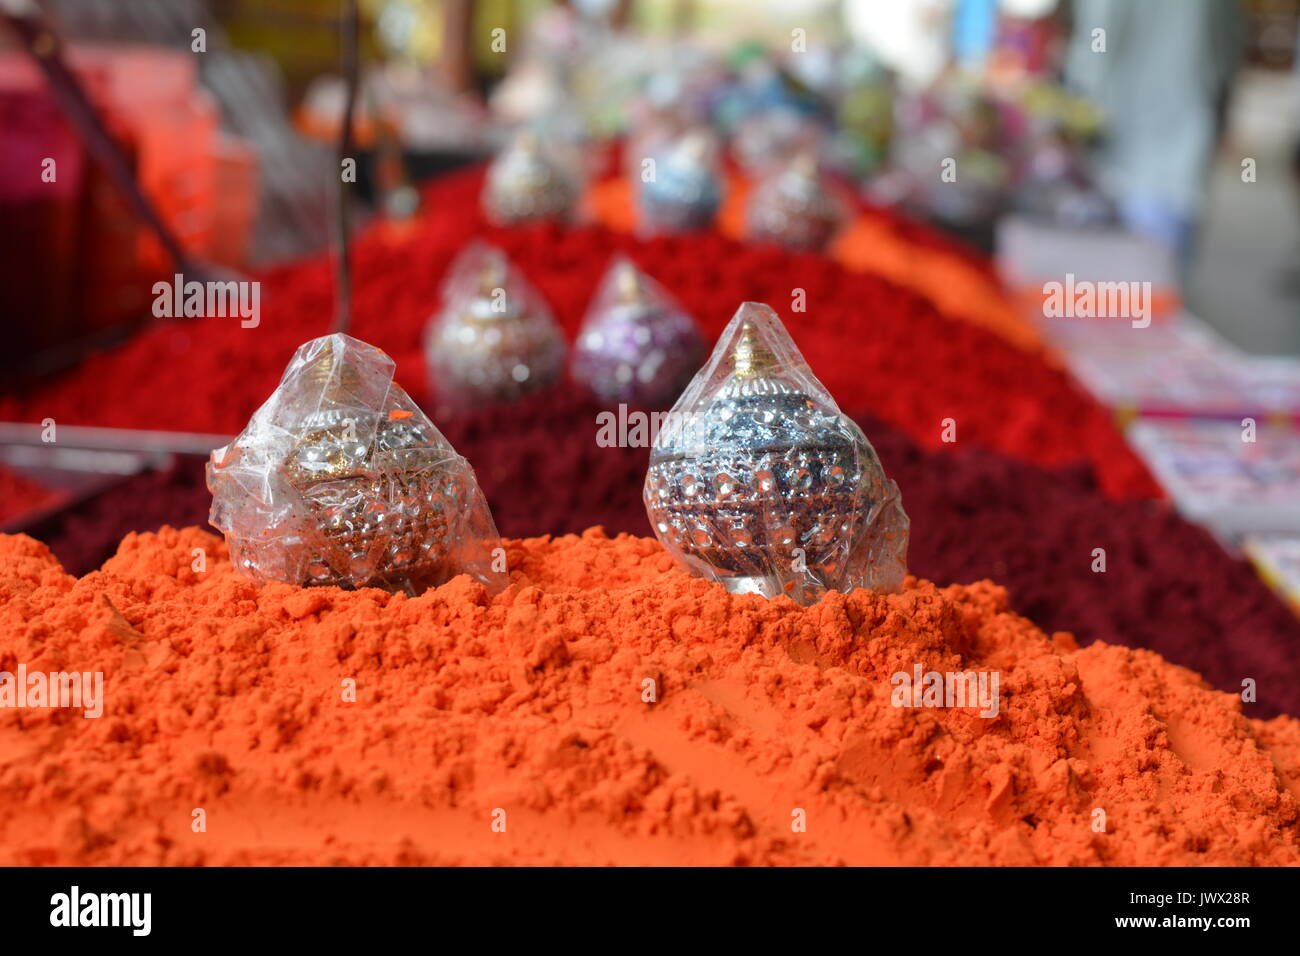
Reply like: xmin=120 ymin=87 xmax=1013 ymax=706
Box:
xmin=636 ymin=129 xmax=724 ymax=234
xmin=928 ymin=147 xmax=1008 ymax=226
xmin=571 ymin=256 xmax=705 ymax=407
xmin=425 ymin=241 xmax=566 ymax=410
xmin=730 ymin=107 xmax=824 ymax=177
xmin=714 ymin=53 xmax=826 ymax=133
xmin=746 ymin=152 xmax=847 ymax=251
xmin=878 ymin=109 xmax=1008 ymax=227
xmin=207 ymin=334 xmax=503 ymax=595
xmin=644 ymin=302 xmax=908 ymax=606
xmin=623 ymin=78 xmax=693 ymax=183
xmin=482 ymin=130 xmax=578 ymax=225
xmin=490 ymin=59 xmax=569 ymax=126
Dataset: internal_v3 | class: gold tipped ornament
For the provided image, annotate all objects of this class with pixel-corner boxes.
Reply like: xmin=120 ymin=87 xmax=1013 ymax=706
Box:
xmin=483 ymin=130 xmax=578 ymax=225
xmin=644 ymin=302 xmax=908 ymax=605
xmin=425 ymin=242 xmax=566 ymax=409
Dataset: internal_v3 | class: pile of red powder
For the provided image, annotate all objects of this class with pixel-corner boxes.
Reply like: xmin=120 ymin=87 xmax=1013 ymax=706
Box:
xmin=1 ymin=527 xmax=1296 ymax=865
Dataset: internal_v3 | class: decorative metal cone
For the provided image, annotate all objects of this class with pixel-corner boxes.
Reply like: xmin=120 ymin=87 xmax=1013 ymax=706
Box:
xmin=636 ymin=129 xmax=724 ymax=234
xmin=746 ymin=153 xmax=846 ymax=251
xmin=643 ymin=302 xmax=908 ymax=605
xmin=207 ymin=334 xmax=504 ymax=595
xmin=482 ymin=130 xmax=577 ymax=225
xmin=424 ymin=241 xmax=566 ymax=410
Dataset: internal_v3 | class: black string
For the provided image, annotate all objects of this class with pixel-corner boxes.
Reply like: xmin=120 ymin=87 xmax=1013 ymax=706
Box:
xmin=334 ymin=0 xmax=360 ymax=334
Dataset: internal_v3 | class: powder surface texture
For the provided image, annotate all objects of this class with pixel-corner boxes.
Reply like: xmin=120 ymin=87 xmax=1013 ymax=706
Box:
xmin=25 ymin=398 xmax=1300 ymax=719
xmin=1 ymin=527 xmax=1296 ymax=866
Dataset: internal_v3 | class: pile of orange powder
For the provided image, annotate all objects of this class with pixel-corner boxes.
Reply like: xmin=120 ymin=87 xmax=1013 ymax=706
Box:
xmin=1 ymin=525 xmax=1297 ymax=866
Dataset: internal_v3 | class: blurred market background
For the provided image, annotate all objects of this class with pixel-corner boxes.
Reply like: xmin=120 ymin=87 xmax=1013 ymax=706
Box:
xmin=3 ymin=0 xmax=1300 ymax=711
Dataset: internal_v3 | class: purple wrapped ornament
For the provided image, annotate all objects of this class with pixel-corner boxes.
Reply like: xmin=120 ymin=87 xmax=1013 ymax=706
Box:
xmin=571 ymin=256 xmax=705 ymax=407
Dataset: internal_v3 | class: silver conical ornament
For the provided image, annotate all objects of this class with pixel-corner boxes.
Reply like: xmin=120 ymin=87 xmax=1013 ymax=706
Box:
xmin=643 ymin=303 xmax=908 ymax=605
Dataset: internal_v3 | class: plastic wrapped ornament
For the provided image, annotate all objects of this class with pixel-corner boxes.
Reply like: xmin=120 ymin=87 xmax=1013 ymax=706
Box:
xmin=425 ymin=242 xmax=566 ymax=409
xmin=644 ymin=302 xmax=908 ymax=605
xmin=730 ymin=108 xmax=823 ymax=177
xmin=623 ymin=110 xmax=683 ymax=184
xmin=745 ymin=153 xmax=846 ymax=251
xmin=636 ymin=129 xmax=724 ymax=234
xmin=207 ymin=334 xmax=504 ymax=595
xmin=482 ymin=130 xmax=578 ymax=225
xmin=570 ymin=256 xmax=705 ymax=406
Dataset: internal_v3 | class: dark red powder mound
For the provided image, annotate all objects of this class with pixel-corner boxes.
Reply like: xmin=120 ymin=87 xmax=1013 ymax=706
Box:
xmin=0 ymin=166 xmax=1158 ymax=500
xmin=26 ymin=384 xmax=1299 ymax=718
xmin=22 ymin=458 xmax=212 ymax=575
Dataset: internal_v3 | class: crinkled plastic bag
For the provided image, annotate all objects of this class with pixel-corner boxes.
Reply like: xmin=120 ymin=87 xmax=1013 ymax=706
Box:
xmin=208 ymin=333 xmax=505 ymax=595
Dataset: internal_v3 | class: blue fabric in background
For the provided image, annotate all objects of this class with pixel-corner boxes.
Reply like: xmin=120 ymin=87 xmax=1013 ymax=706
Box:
xmin=953 ymin=0 xmax=999 ymax=68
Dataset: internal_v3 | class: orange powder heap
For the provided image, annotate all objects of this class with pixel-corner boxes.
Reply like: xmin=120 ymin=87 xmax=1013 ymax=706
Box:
xmin=1 ymin=526 xmax=1297 ymax=866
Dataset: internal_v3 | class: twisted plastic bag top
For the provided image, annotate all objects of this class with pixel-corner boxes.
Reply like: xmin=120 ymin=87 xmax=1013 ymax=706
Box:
xmin=208 ymin=333 xmax=504 ymax=596
xmin=644 ymin=302 xmax=908 ymax=605
xmin=425 ymin=241 xmax=566 ymax=410
xmin=570 ymin=255 xmax=705 ymax=407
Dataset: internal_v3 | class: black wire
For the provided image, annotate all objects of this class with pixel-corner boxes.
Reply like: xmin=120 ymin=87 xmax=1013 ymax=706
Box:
xmin=334 ymin=0 xmax=360 ymax=335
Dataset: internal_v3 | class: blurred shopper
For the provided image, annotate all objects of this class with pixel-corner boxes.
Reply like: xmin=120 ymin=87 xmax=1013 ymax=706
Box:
xmin=1064 ymin=0 xmax=1244 ymax=267
xmin=1294 ymin=20 xmax=1300 ymax=182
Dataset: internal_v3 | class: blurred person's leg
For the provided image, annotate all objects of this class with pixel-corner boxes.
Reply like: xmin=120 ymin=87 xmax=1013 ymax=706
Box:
xmin=1115 ymin=194 xmax=1196 ymax=268
xmin=1294 ymin=21 xmax=1300 ymax=182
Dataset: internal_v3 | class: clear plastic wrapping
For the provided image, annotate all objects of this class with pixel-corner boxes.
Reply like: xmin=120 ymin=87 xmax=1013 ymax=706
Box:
xmin=644 ymin=302 xmax=908 ymax=605
xmin=207 ymin=333 xmax=504 ymax=595
xmin=424 ymin=241 xmax=566 ymax=410
xmin=570 ymin=255 xmax=705 ymax=407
